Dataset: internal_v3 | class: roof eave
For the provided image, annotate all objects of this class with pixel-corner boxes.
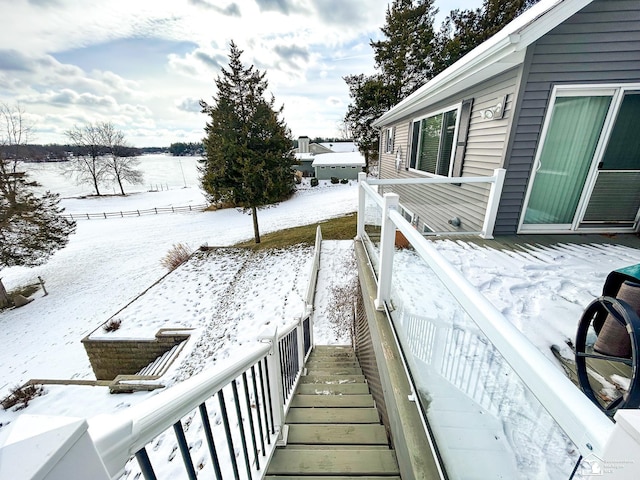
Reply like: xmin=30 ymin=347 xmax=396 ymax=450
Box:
xmin=372 ymin=0 xmax=594 ymax=128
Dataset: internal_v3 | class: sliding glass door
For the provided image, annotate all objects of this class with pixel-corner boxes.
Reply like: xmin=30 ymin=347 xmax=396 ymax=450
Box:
xmin=580 ymin=91 xmax=640 ymax=228
xmin=521 ymin=86 xmax=640 ymax=233
xmin=522 ymin=94 xmax=612 ymax=229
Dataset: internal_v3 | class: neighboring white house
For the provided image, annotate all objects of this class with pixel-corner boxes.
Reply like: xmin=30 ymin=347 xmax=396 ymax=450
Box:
xmin=293 ymin=137 xmax=364 ymax=179
xmin=312 ymin=151 xmax=366 ymax=180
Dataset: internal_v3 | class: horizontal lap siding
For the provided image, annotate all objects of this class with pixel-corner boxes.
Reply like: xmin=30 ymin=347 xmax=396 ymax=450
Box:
xmin=495 ymin=0 xmax=640 ymax=234
xmin=380 ymin=69 xmax=519 ymax=233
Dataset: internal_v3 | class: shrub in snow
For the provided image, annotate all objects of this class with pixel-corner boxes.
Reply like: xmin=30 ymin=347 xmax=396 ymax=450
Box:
xmin=340 ymin=178 xmax=348 ymax=184
xmin=161 ymin=243 xmax=193 ymax=272
xmin=1 ymin=384 xmax=44 ymax=411
xmin=326 ymin=277 xmax=359 ymax=337
xmin=310 ymin=178 xmax=319 ymax=187
xmin=103 ymin=318 xmax=122 ymax=333
xmin=330 ymin=177 xmax=339 ymax=184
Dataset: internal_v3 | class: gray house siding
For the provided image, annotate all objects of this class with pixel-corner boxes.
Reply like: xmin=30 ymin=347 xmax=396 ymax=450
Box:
xmin=379 ymin=68 xmax=520 ymax=233
xmin=495 ymin=0 xmax=640 ymax=235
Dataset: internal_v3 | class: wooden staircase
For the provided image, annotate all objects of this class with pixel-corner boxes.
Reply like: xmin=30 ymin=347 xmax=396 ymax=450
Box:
xmin=266 ymin=345 xmax=401 ymax=479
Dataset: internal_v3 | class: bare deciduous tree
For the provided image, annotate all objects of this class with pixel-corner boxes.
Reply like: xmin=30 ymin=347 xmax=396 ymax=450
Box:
xmin=63 ymin=121 xmax=143 ymax=196
xmin=100 ymin=122 xmax=143 ymax=195
xmin=63 ymin=123 xmax=108 ymax=196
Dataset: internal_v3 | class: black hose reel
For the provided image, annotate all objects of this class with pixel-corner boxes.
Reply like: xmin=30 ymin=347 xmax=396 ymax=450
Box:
xmin=575 ymin=292 xmax=640 ymax=416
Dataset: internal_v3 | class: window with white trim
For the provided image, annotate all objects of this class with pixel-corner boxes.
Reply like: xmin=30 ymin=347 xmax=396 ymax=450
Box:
xmin=409 ymin=106 xmax=458 ymax=176
xmin=399 ymin=204 xmax=416 ymax=226
xmin=385 ymin=127 xmax=395 ymax=154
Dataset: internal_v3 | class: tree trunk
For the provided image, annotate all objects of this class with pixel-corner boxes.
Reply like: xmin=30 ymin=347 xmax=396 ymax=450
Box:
xmin=93 ymin=177 xmax=101 ymax=196
xmin=252 ymin=206 xmax=261 ymax=244
xmin=116 ymin=175 xmax=125 ymax=196
xmin=0 ymin=278 xmax=10 ymax=309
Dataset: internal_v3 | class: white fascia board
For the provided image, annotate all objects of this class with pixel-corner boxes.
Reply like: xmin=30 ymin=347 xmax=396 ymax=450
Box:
xmin=373 ymin=0 xmax=594 ymax=127
xmin=377 ymin=44 xmax=525 ymax=125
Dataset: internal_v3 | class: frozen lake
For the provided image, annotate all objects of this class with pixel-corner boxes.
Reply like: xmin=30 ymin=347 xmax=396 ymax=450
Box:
xmin=21 ymin=154 xmax=201 ymax=198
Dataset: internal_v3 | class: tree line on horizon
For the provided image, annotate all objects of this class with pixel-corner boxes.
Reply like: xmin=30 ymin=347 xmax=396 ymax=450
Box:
xmin=344 ymin=0 xmax=540 ymax=168
xmin=0 ymin=143 xmax=174 ymax=162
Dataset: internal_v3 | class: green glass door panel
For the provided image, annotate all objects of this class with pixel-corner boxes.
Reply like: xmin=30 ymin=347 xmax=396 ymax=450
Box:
xmin=600 ymin=92 xmax=640 ymax=170
xmin=523 ymin=95 xmax=612 ymax=225
xmin=582 ymin=92 xmax=640 ymax=226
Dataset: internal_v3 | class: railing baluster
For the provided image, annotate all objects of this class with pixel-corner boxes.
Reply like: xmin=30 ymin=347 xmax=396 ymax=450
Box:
xmin=199 ymin=402 xmax=223 ymax=480
xmin=135 ymin=447 xmax=158 ymax=480
xmin=218 ymin=389 xmax=240 ymax=479
xmin=261 ymin=359 xmax=275 ymax=436
xmin=173 ymin=420 xmax=197 ymax=480
xmin=278 ymin=337 xmax=289 ymax=402
xmin=289 ymin=331 xmax=296 ymax=395
xmin=242 ymin=372 xmax=261 ymax=470
xmin=231 ymin=379 xmax=253 ymax=479
xmin=283 ymin=335 xmax=290 ymax=398
xmin=293 ymin=329 xmax=300 ymax=384
xmin=251 ymin=365 xmax=267 ymax=453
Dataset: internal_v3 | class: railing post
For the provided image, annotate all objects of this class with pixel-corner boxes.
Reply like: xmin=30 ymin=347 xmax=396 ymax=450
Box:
xmin=356 ymin=172 xmax=367 ymax=240
xmin=589 ymin=410 xmax=640 ymax=478
xmin=259 ymin=327 xmax=288 ymax=446
xmin=375 ymin=192 xmax=399 ymax=310
xmin=0 ymin=415 xmax=112 ymax=480
xmin=481 ymin=168 xmax=506 ymax=239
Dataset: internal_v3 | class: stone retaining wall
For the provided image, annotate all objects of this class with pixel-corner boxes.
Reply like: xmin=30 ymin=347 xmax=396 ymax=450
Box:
xmin=82 ymin=329 xmax=191 ymax=381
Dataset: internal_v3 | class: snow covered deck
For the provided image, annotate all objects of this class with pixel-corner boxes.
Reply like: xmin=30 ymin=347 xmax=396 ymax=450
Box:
xmin=357 ymin=175 xmax=640 ymax=479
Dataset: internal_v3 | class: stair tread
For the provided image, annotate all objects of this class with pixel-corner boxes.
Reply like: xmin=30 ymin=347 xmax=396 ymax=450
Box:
xmin=288 ymin=424 xmax=388 ymax=445
xmin=300 ymin=375 xmax=365 ymax=384
xmin=263 ymin=347 xmax=399 ymax=477
xmin=306 ymin=368 xmax=363 ymax=375
xmin=296 ymin=383 xmax=370 ymax=395
xmin=267 ymin=449 xmax=399 ymax=476
xmin=266 ymin=477 xmax=401 ymax=480
xmin=291 ymin=394 xmax=374 ymax=408
xmin=287 ymin=407 xmax=380 ymax=424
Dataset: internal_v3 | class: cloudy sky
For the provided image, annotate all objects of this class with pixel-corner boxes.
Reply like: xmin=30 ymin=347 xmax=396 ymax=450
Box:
xmin=0 ymin=0 xmax=479 ymax=147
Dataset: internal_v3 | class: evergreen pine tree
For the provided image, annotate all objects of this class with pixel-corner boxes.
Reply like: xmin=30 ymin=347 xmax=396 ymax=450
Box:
xmin=345 ymin=0 xmax=437 ymax=168
xmin=371 ymin=0 xmax=437 ymax=102
xmin=343 ymin=74 xmax=394 ymax=171
xmin=434 ymin=0 xmax=540 ymax=74
xmin=200 ymin=41 xmax=294 ymax=244
xmin=1 ymin=103 xmax=76 ymax=308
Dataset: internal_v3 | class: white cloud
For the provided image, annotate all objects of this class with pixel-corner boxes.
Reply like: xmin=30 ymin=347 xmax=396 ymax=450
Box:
xmin=0 ymin=0 xmax=483 ymax=146
xmin=176 ymin=98 xmax=202 ymax=113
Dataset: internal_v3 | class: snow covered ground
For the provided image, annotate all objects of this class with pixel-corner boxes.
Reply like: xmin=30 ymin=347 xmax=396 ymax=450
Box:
xmin=2 ymin=155 xmax=640 ymax=479
xmin=0 ymin=156 xmax=357 ymax=407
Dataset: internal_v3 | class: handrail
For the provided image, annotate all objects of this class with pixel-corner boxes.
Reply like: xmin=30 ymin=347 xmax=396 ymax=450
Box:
xmin=368 ymin=174 xmax=499 ymax=186
xmin=359 ymin=179 xmax=615 ymax=460
xmin=89 ymin=343 xmax=271 ymax=473
xmin=305 ymin=225 xmax=323 ymax=308
xmin=389 ymin=207 xmax=614 ymax=457
xmin=88 ymin=342 xmax=272 ymax=477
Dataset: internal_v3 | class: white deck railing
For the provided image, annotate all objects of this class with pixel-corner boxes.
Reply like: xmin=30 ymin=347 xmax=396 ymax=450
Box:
xmin=358 ymin=168 xmax=506 ymax=239
xmin=356 ymin=173 xmax=640 ymax=479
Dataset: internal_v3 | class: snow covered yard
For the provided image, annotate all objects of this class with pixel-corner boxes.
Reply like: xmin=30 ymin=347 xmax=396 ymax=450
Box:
xmin=2 ymin=155 xmax=640 ymax=479
xmin=0 ymin=157 xmax=358 ymax=419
